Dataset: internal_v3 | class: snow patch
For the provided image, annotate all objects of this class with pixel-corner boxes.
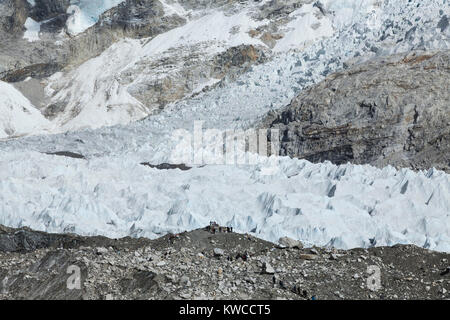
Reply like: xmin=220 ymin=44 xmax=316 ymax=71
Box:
xmin=140 ymin=9 xmax=265 ymax=57
xmin=273 ymin=3 xmax=334 ymax=52
xmin=46 ymin=39 xmax=147 ymax=132
xmin=23 ymin=18 xmax=40 ymax=42
xmin=159 ymin=0 xmax=189 ymax=18
xmin=0 ymin=81 xmax=50 ymax=138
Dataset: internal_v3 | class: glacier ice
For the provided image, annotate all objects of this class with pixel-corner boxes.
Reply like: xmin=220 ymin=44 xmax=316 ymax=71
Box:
xmin=66 ymin=0 xmax=125 ymax=35
xmin=0 ymin=151 xmax=449 ymax=252
xmin=23 ymin=18 xmax=41 ymax=42
xmin=1 ymin=0 xmax=450 ymax=252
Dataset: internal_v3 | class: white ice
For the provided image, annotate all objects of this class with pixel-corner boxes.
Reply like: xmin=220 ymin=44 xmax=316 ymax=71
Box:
xmin=2 ymin=0 xmax=450 ymax=252
xmin=23 ymin=17 xmax=41 ymax=42
xmin=66 ymin=0 xmax=125 ymax=35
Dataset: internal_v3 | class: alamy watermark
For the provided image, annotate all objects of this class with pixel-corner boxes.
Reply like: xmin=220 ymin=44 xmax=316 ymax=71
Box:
xmin=367 ymin=265 xmax=382 ymax=292
xmin=169 ymin=121 xmax=281 ymax=172
xmin=67 ymin=265 xmax=81 ymax=290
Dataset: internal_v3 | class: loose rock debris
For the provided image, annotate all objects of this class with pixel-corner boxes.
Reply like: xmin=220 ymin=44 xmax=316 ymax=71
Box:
xmin=0 ymin=225 xmax=449 ymax=300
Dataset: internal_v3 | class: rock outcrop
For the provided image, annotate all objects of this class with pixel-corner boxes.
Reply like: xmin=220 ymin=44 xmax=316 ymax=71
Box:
xmin=0 ymin=0 xmax=186 ymax=82
xmin=29 ymin=0 xmax=70 ymax=24
xmin=0 ymin=0 xmax=28 ymax=34
xmin=263 ymin=50 xmax=450 ymax=172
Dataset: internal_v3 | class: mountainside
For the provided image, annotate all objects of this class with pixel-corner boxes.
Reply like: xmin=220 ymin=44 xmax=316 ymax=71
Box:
xmin=0 ymin=0 xmax=322 ymax=133
xmin=0 ymin=0 xmax=449 ymax=257
xmin=262 ymin=50 xmax=450 ymax=172
xmin=0 ymin=0 xmax=448 ymax=136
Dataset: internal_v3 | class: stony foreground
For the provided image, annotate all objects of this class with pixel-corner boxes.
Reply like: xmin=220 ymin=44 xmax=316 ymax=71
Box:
xmin=0 ymin=225 xmax=449 ymax=300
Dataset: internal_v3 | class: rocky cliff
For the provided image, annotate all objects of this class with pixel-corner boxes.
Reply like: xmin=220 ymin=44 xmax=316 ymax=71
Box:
xmin=0 ymin=0 xmax=186 ymax=81
xmin=1 ymin=0 xmax=308 ymax=132
xmin=263 ymin=50 xmax=450 ymax=172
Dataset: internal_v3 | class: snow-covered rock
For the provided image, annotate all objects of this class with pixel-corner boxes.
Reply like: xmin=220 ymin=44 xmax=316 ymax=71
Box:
xmin=42 ymin=0 xmax=450 ymax=133
xmin=0 ymin=81 xmax=50 ymax=139
xmin=23 ymin=17 xmax=40 ymax=42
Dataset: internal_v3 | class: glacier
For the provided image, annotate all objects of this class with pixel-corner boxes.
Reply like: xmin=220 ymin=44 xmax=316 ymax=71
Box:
xmin=0 ymin=151 xmax=449 ymax=251
xmin=1 ymin=0 xmax=449 ymax=252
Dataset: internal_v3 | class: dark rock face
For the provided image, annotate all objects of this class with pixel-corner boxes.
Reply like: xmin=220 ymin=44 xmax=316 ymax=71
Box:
xmin=98 ymin=0 xmax=183 ymax=39
xmin=0 ymin=0 xmax=185 ymax=82
xmin=0 ymin=224 xmax=152 ymax=253
xmin=257 ymin=0 xmax=308 ymax=20
xmin=29 ymin=0 xmax=70 ymax=22
xmin=263 ymin=50 xmax=450 ymax=172
xmin=118 ymin=270 xmax=160 ymax=299
xmin=0 ymin=62 xmax=62 ymax=82
xmin=0 ymin=250 xmax=88 ymax=299
xmin=39 ymin=12 xmax=68 ymax=32
xmin=44 ymin=151 xmax=86 ymax=159
xmin=141 ymin=163 xmax=192 ymax=171
xmin=437 ymin=15 xmax=448 ymax=32
xmin=212 ymin=45 xmax=267 ymax=79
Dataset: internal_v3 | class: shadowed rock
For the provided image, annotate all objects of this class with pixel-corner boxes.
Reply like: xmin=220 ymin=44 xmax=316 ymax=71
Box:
xmin=140 ymin=162 xmax=192 ymax=171
xmin=44 ymin=151 xmax=85 ymax=159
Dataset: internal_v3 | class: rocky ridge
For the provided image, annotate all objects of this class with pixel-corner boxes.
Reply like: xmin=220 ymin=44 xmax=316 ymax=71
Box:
xmin=0 ymin=0 xmax=313 ymax=124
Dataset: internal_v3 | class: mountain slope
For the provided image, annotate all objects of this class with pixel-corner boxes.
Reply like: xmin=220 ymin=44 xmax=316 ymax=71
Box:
xmin=262 ymin=50 xmax=450 ymax=171
xmin=4 ymin=0 xmax=448 ymax=134
xmin=0 ymin=80 xmax=50 ymax=138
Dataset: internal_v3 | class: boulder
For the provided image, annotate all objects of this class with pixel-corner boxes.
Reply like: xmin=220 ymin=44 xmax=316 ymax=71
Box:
xmin=278 ymin=237 xmax=303 ymax=249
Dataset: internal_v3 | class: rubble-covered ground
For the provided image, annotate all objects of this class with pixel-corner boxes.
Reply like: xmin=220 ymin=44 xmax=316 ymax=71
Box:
xmin=0 ymin=225 xmax=449 ymax=300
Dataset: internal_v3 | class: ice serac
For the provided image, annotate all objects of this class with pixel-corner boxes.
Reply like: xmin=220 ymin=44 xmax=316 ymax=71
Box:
xmin=65 ymin=0 xmax=126 ymax=36
xmin=0 ymin=0 xmax=449 ymax=254
xmin=0 ymin=152 xmax=449 ymax=252
xmin=263 ymin=50 xmax=450 ymax=172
